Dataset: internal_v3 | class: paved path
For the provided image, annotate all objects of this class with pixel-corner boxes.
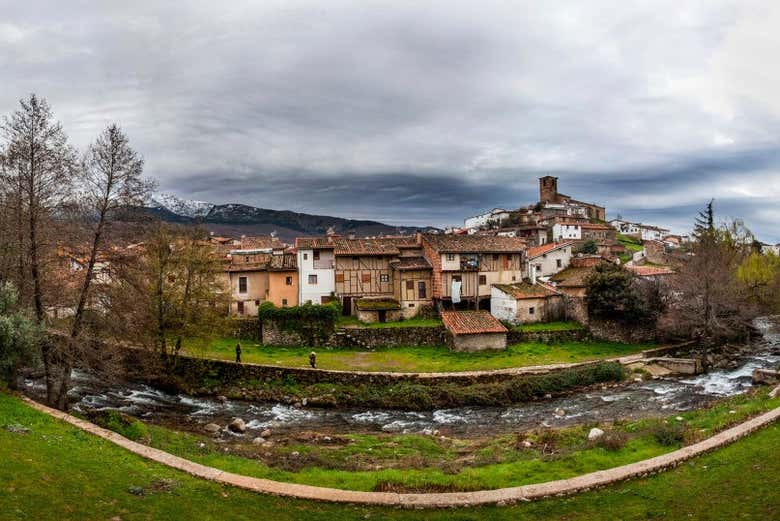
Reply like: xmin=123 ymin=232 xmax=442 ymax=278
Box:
xmin=21 ymin=396 xmax=779 ymax=508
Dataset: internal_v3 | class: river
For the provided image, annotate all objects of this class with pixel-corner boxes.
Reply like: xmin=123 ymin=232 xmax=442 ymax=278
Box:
xmin=23 ymin=317 xmax=780 ymax=438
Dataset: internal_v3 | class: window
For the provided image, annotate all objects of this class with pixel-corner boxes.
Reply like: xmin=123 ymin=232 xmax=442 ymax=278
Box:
xmin=493 ymin=254 xmax=499 ymax=261
xmin=335 ymin=273 xmax=345 ymax=283
xmin=308 ymin=274 xmax=317 ymax=284
xmin=380 ymin=274 xmax=389 ymax=283
xmin=352 ymin=256 xmax=359 ymax=261
xmin=303 ymin=253 xmax=308 ymax=260
xmin=479 ymin=275 xmax=487 ymax=285
xmin=418 ymin=281 xmax=426 ymax=299
xmin=408 ymin=303 xmax=415 ymax=308
xmin=313 ymin=250 xmax=320 ymax=261
xmin=237 ymin=301 xmax=244 ymax=315
xmin=406 ymin=280 xmax=414 ymax=290
xmin=285 ymin=276 xmax=293 ymax=285
xmin=282 ymin=298 xmax=288 ymax=306
xmin=452 ymin=275 xmax=462 ymax=282
xmin=556 ymin=259 xmax=562 ymax=268
xmin=361 ymin=272 xmax=371 ymax=283
xmin=238 ymin=276 xmax=247 ymax=293
xmin=446 ymin=253 xmax=455 ymax=261
xmin=255 ymin=299 xmax=260 ymax=306
xmin=535 ymin=264 xmax=541 ymax=272
xmin=529 ymin=306 xmax=535 ymax=315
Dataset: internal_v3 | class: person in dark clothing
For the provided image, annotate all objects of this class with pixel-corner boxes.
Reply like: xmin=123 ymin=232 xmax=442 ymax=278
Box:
xmin=309 ymin=351 xmax=316 ymax=369
xmin=235 ymin=342 xmax=242 ymax=363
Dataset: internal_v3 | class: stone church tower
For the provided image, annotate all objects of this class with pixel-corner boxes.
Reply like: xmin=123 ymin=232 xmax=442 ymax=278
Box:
xmin=539 ymin=176 xmax=559 ymax=203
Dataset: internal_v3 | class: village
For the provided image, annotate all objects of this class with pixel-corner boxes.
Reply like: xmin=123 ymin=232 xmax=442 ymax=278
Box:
xmin=197 ymin=176 xmax=687 ymax=349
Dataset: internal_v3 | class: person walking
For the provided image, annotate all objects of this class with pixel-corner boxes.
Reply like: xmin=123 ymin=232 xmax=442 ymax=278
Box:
xmin=309 ymin=351 xmax=316 ymax=369
xmin=235 ymin=342 xmax=242 ymax=363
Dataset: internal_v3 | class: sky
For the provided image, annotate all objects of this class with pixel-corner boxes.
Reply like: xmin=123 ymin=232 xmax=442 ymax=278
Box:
xmin=2 ymin=1 xmax=780 ymax=241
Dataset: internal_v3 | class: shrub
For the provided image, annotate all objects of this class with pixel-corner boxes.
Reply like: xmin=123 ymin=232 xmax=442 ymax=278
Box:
xmin=651 ymin=423 xmax=686 ymax=446
xmin=596 ymin=431 xmax=629 ymax=451
xmin=258 ymin=301 xmax=340 ymax=346
xmin=90 ymin=410 xmax=149 ymax=442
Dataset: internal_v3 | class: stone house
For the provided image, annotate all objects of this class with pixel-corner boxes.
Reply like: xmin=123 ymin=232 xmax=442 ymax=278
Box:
xmin=490 ymin=281 xmax=565 ymax=324
xmin=390 ymin=255 xmax=433 ymax=319
xmin=354 ymin=297 xmax=403 ymax=323
xmin=441 ymin=310 xmax=508 ymax=351
xmin=526 ymin=241 xmax=574 ymax=279
xmin=420 ymin=234 xmax=527 ymax=310
xmin=538 ymin=176 xmax=606 ymax=221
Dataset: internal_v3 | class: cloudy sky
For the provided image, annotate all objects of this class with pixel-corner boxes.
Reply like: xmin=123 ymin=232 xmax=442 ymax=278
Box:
xmin=2 ymin=1 xmax=780 ymax=240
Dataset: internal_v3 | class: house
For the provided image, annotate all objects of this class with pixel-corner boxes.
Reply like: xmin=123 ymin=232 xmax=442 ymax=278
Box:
xmin=626 ymin=265 xmax=675 ymax=280
xmin=222 ymin=237 xmax=298 ymax=315
xmin=525 ymin=241 xmax=574 ymax=279
xmin=420 ymin=234 xmax=527 ymax=310
xmin=354 ymin=297 xmax=402 ymax=323
xmin=491 ymin=281 xmax=565 ymax=324
xmin=441 ymin=310 xmax=508 ymax=351
xmin=538 ymin=176 xmax=606 ymax=221
xmin=581 ymin=222 xmax=615 ymax=243
xmin=464 ymin=208 xmax=511 ymax=230
xmin=552 ymin=220 xmax=582 ymax=242
xmin=761 ymin=243 xmax=780 ymax=256
xmin=390 ymin=254 xmax=433 ymax=319
xmin=497 ymin=224 xmax=549 ymax=246
xmin=609 ymin=219 xmax=642 ymax=236
xmin=295 ymin=237 xmax=336 ymax=305
xmin=638 ymin=224 xmax=670 ymax=242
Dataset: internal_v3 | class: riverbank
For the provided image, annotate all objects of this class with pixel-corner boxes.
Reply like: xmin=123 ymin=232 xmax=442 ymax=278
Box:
xmin=79 ymin=387 xmax=780 ymax=493
xmin=2 ymin=391 xmax=779 ymax=519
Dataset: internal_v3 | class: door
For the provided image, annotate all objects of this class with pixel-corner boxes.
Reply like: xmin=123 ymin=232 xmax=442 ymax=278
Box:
xmin=378 ymin=310 xmax=387 ymax=323
xmin=342 ymin=296 xmax=352 ymax=316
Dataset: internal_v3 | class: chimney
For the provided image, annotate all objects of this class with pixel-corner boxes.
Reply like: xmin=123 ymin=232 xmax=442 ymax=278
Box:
xmin=415 ymin=230 xmax=423 ymax=245
xmin=530 ymin=263 xmax=537 ymax=284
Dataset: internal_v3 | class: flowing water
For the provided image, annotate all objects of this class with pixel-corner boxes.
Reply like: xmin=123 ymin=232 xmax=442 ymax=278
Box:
xmin=23 ymin=317 xmax=780 ymax=438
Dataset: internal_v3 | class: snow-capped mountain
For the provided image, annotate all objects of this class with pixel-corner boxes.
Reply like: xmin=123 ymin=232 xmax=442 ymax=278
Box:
xmin=150 ymin=193 xmax=214 ymax=218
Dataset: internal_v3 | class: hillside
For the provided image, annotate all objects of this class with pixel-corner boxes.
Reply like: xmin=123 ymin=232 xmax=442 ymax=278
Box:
xmin=148 ymin=196 xmax=437 ymax=241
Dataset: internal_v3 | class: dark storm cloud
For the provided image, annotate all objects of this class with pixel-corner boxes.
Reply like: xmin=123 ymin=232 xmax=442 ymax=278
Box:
xmin=2 ymin=0 xmax=779 ymax=240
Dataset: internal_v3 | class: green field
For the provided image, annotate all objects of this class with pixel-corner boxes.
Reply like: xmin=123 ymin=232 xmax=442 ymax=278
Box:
xmin=91 ymin=389 xmax=780 ymax=493
xmin=2 ymin=392 xmax=779 ymax=520
xmin=511 ymin=321 xmax=585 ymax=332
xmin=183 ymin=337 xmax=652 ymax=372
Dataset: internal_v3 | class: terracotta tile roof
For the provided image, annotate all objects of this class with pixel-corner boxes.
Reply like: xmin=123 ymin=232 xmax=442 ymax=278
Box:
xmin=236 ymin=236 xmax=285 ymax=250
xmin=390 ymin=256 xmax=432 ymax=271
xmin=493 ymin=282 xmax=560 ymax=299
xmin=423 ymin=234 xmax=527 ymax=253
xmin=295 ymin=237 xmax=335 ymax=249
xmin=440 ymin=311 xmax=508 ymax=335
xmin=626 ymin=265 xmax=675 ymax=277
xmin=527 ymin=241 xmax=574 ymax=259
xmin=580 ymin=223 xmax=612 ymax=230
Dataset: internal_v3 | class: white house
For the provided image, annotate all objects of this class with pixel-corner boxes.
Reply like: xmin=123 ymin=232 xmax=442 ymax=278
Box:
xmin=490 ymin=282 xmax=564 ymax=324
xmin=464 ymin=208 xmax=511 ymax=230
xmin=639 ymin=224 xmax=670 ymax=241
xmin=552 ymin=222 xmax=581 ymax=242
xmin=526 ymin=241 xmax=574 ymax=279
xmin=295 ymin=238 xmax=335 ymax=305
xmin=761 ymin=243 xmax=780 ymax=256
xmin=609 ymin=219 xmax=641 ymax=236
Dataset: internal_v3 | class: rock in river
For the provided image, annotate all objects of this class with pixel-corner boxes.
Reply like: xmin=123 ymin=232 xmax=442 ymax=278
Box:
xmin=228 ymin=418 xmax=246 ymax=433
xmin=588 ymin=428 xmax=604 ymax=441
xmin=204 ymin=423 xmax=221 ymax=434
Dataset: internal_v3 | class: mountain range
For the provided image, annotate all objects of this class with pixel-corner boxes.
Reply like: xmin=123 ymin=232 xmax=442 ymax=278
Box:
xmin=148 ymin=193 xmax=438 ymax=241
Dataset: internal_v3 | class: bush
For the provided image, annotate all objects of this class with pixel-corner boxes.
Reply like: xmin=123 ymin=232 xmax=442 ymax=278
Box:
xmin=596 ymin=431 xmax=629 ymax=451
xmin=258 ymin=301 xmax=341 ymax=346
xmin=651 ymin=423 xmax=686 ymax=446
xmin=89 ymin=410 xmax=149 ymax=442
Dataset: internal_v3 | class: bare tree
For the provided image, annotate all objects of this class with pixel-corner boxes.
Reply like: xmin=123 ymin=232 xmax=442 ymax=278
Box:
xmin=45 ymin=124 xmax=151 ymax=409
xmin=2 ymin=95 xmax=77 ymax=407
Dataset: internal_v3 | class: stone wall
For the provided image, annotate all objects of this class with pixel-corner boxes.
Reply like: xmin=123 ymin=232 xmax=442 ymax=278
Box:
xmin=507 ymin=328 xmax=590 ymax=344
xmin=450 ymin=332 xmax=507 ymax=352
xmin=261 ymin=320 xmax=307 ymax=346
xmin=329 ymin=326 xmax=445 ymax=349
xmin=565 ymin=296 xmax=589 ymax=324
xmin=230 ymin=319 xmax=262 ymax=341
xmin=589 ymin=318 xmax=657 ymax=343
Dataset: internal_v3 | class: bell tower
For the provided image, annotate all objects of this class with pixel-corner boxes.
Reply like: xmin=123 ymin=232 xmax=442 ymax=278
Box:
xmin=539 ymin=176 xmax=558 ymax=203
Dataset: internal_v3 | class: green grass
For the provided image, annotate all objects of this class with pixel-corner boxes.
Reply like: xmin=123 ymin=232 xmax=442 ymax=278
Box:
xmin=512 ymin=321 xmax=584 ymax=332
xmin=184 ymin=337 xmax=652 ymax=372
xmin=336 ymin=316 xmax=442 ymax=329
xmin=97 ymin=389 xmax=780 ymax=492
xmin=2 ymin=391 xmax=779 ymax=520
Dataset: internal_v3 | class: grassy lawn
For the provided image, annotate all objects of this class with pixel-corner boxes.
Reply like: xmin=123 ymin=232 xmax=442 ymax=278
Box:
xmin=2 ymin=391 xmax=779 ymax=520
xmin=183 ymin=337 xmax=652 ymax=372
xmin=93 ymin=389 xmax=780 ymax=493
xmin=336 ymin=316 xmax=442 ymax=328
xmin=512 ymin=321 xmax=584 ymax=332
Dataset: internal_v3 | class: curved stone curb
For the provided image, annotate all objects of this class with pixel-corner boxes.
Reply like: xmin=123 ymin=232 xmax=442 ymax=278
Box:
xmin=20 ymin=396 xmax=780 ymax=508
